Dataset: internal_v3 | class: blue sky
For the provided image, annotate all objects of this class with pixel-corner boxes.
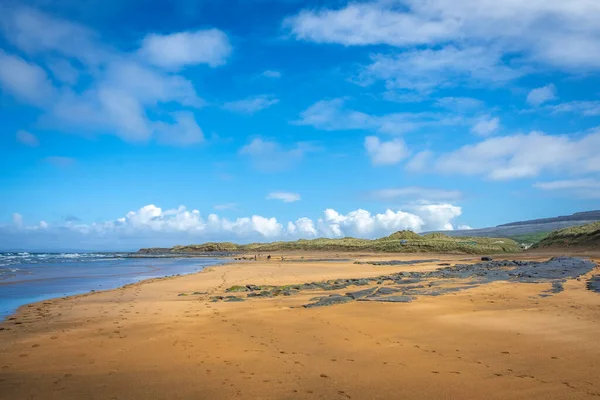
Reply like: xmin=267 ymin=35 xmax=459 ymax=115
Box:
xmin=1 ymin=0 xmax=600 ymax=250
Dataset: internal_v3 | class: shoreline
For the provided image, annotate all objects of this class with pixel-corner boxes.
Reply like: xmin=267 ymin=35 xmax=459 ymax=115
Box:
xmin=3 ymin=250 xmax=597 ymax=322
xmin=0 ymin=256 xmax=233 ymax=322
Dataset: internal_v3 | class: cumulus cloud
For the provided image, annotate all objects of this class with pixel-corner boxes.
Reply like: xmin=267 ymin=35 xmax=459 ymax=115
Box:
xmin=239 ymin=138 xmax=318 ymax=172
xmin=266 ymin=192 xmax=301 ymax=203
xmin=364 ymin=136 xmax=409 ymax=165
xmin=223 ymin=95 xmax=279 ymax=114
xmin=139 ymin=29 xmax=232 ymax=69
xmin=16 ymin=130 xmax=39 ymax=147
xmin=285 ymin=1 xmax=600 ymax=70
xmin=410 ymin=129 xmax=600 ymax=180
xmin=471 ymin=116 xmax=500 ymax=136
xmin=0 ymin=6 xmax=224 ymax=145
xmin=1 ymin=203 xmax=466 ymax=250
xmin=527 ymin=84 xmax=557 ymax=106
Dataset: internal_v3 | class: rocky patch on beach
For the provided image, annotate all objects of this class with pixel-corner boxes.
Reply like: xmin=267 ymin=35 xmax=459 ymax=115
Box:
xmin=207 ymin=257 xmax=597 ymax=307
xmin=354 ymin=259 xmax=439 ymax=266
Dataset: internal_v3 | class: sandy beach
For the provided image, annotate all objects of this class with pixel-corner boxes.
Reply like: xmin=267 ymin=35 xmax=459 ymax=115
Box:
xmin=1 ymin=251 xmax=600 ymax=400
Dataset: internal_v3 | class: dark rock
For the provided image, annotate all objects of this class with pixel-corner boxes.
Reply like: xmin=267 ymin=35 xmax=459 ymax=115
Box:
xmin=374 ymin=287 xmax=401 ymax=295
xmin=359 ymin=295 xmax=415 ymax=303
xmin=356 ymin=259 xmax=439 ymax=266
xmin=481 ymin=256 xmax=493 ymax=261
xmin=346 ymin=287 xmax=378 ymax=300
xmin=304 ymin=295 xmax=354 ymax=308
xmin=246 ymin=285 xmax=261 ymax=291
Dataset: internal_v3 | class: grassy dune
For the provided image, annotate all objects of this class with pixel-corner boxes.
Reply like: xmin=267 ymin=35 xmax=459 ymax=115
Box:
xmin=531 ymin=222 xmax=600 ymax=249
xmin=142 ymin=230 xmax=522 ymax=255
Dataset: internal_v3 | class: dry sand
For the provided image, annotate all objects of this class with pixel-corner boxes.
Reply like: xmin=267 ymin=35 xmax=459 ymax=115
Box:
xmin=1 ymin=252 xmax=600 ymax=399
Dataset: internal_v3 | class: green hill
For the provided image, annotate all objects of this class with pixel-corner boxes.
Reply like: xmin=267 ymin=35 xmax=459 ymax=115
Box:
xmin=531 ymin=222 xmax=600 ymax=249
xmin=138 ymin=231 xmax=522 ymax=255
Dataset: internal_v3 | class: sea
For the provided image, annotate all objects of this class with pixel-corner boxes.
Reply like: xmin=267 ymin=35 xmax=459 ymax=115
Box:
xmin=0 ymin=252 xmax=223 ymax=319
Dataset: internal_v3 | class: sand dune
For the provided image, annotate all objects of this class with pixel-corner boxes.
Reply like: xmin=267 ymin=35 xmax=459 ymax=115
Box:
xmin=1 ymin=252 xmax=599 ymax=399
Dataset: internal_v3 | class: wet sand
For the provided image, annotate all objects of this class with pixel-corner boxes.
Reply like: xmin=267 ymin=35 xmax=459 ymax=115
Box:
xmin=1 ymin=252 xmax=600 ymax=399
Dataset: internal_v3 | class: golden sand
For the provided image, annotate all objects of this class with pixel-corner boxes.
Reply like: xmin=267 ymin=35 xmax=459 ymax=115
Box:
xmin=1 ymin=252 xmax=599 ymax=399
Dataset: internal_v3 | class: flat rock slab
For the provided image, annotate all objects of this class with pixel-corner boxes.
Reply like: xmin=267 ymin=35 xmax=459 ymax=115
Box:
xmin=374 ymin=287 xmax=402 ymax=295
xmin=346 ymin=288 xmax=378 ymax=300
xmin=304 ymin=295 xmax=354 ymax=308
xmin=359 ymin=295 xmax=415 ymax=303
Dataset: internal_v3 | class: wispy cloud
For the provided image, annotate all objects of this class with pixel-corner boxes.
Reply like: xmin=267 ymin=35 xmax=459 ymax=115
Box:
xmin=214 ymin=203 xmax=238 ymax=210
xmin=408 ymin=129 xmax=600 ymax=180
xmin=239 ymin=138 xmax=319 ymax=172
xmin=527 ymin=84 xmax=557 ymax=106
xmin=364 ymin=136 xmax=409 ymax=166
xmin=223 ymin=95 xmax=279 ymax=115
xmin=262 ymin=70 xmax=281 ymax=78
xmin=266 ymin=192 xmax=301 ymax=203
xmin=16 ymin=130 xmax=39 ymax=147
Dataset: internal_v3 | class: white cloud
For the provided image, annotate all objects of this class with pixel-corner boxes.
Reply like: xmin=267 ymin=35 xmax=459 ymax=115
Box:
xmin=267 ymin=192 xmax=301 ymax=203
xmin=0 ymin=6 xmax=221 ymax=146
xmin=0 ymin=50 xmax=56 ymax=106
xmin=239 ymin=138 xmax=318 ymax=172
xmin=2 ymin=203 xmax=466 ymax=250
xmin=16 ymin=130 xmax=39 ymax=147
xmin=414 ymin=204 xmax=462 ymax=232
xmin=370 ymin=187 xmax=462 ymax=202
xmin=406 ymin=150 xmax=433 ymax=172
xmin=294 ymin=98 xmax=466 ymax=135
xmin=138 ymin=29 xmax=232 ymax=69
xmin=154 ymin=112 xmax=204 ymax=146
xmin=285 ymin=1 xmax=600 ymax=70
xmin=364 ymin=136 xmax=409 ymax=165
xmin=357 ymin=46 xmax=521 ymax=94
xmin=284 ymin=3 xmax=458 ymax=47
xmin=527 ymin=84 xmax=557 ymax=106
xmin=262 ymin=70 xmax=281 ymax=78
xmin=223 ymin=95 xmax=279 ymax=114
xmin=548 ymin=101 xmax=600 ymax=116
xmin=411 ymin=129 xmax=600 ymax=180
xmin=471 ymin=116 xmax=500 ymax=136
xmin=533 ymin=178 xmax=600 ymax=198
xmin=458 ymin=224 xmax=473 ymax=230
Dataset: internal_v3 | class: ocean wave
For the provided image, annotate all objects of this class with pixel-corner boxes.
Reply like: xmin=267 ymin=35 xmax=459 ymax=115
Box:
xmin=0 ymin=252 xmax=126 ymax=267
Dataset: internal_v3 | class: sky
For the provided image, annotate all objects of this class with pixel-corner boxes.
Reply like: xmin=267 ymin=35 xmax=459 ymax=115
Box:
xmin=1 ymin=0 xmax=600 ymax=251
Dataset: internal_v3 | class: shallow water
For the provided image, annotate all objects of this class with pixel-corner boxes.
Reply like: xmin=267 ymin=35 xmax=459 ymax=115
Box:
xmin=0 ymin=252 xmax=223 ymax=319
